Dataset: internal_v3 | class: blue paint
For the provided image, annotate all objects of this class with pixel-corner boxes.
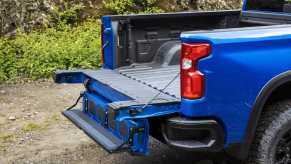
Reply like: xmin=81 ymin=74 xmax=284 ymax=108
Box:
xmin=54 ymin=71 xmax=86 ymax=84
xmin=242 ymin=0 xmax=247 ymax=11
xmin=180 ymin=25 xmax=291 ymax=145
xmin=116 ymin=103 xmax=180 ymax=122
xmin=84 ymin=92 xmax=110 ymax=124
xmin=82 ymin=91 xmax=180 ymax=154
xmin=101 ymin=16 xmax=115 ymax=69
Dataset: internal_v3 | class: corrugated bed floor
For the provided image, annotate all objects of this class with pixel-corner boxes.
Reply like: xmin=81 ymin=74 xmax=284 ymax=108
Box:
xmin=84 ymin=65 xmax=180 ymax=104
xmin=118 ymin=65 xmax=180 ymax=99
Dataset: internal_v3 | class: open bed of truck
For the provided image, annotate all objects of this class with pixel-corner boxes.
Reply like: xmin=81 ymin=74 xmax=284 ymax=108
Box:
xmin=92 ymin=9 xmax=279 ymax=107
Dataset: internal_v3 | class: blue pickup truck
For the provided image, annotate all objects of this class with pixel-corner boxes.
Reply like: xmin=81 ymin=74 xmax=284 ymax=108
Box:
xmin=55 ymin=0 xmax=291 ymax=163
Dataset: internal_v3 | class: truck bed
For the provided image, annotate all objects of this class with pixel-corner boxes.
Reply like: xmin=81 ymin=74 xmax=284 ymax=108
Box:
xmin=98 ymin=10 xmax=279 ymax=105
xmin=84 ymin=65 xmax=180 ymax=105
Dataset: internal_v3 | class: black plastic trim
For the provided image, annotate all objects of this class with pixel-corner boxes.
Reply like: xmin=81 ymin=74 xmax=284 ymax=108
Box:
xmin=241 ymin=11 xmax=291 ymax=24
xmin=161 ymin=117 xmax=224 ymax=152
xmin=227 ymin=71 xmax=291 ymax=160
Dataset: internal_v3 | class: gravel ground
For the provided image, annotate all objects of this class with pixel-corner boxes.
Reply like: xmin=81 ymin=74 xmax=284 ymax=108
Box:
xmin=0 ymin=82 xmax=217 ymax=164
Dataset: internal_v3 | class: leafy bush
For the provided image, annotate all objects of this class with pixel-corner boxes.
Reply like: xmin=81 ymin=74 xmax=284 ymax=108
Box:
xmin=102 ymin=0 xmax=242 ymax=14
xmin=0 ymin=20 xmax=101 ymax=83
xmin=1 ymin=0 xmax=242 ymax=36
xmin=103 ymin=0 xmax=164 ymax=14
xmin=196 ymin=0 xmax=242 ymax=10
xmin=0 ymin=0 xmax=243 ymax=84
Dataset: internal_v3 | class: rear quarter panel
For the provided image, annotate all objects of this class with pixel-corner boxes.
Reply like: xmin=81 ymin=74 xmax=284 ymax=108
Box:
xmin=180 ymin=25 xmax=291 ymax=145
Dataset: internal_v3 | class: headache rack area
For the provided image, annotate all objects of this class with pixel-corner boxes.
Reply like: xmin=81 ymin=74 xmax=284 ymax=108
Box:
xmin=82 ymin=65 xmax=181 ymax=105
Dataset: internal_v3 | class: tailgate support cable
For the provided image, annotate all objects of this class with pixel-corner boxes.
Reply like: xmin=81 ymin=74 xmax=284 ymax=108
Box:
xmin=118 ymin=73 xmax=180 ymax=151
xmin=141 ymin=72 xmax=180 ymax=110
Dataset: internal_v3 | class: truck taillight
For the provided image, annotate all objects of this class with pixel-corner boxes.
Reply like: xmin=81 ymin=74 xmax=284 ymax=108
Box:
xmin=101 ymin=24 xmax=104 ymax=65
xmin=181 ymin=43 xmax=211 ymax=99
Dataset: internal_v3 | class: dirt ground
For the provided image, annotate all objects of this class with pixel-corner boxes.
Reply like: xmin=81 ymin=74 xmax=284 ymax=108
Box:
xmin=0 ymin=82 xmax=215 ymax=164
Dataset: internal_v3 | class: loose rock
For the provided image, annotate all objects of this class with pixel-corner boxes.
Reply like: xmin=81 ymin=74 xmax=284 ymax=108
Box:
xmin=8 ymin=116 xmax=16 ymax=121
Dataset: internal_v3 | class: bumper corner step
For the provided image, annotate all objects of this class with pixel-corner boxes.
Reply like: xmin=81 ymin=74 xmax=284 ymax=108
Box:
xmin=63 ymin=109 xmax=123 ymax=152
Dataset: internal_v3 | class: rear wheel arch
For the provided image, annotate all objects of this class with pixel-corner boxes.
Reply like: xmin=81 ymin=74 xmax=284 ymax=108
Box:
xmin=227 ymin=70 xmax=291 ymax=160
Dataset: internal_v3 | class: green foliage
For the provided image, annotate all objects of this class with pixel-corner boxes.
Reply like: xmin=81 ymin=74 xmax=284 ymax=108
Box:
xmin=0 ymin=133 xmax=15 ymax=151
xmin=196 ymin=0 xmax=242 ymax=10
xmin=0 ymin=20 xmax=101 ymax=83
xmin=0 ymin=0 xmax=243 ymax=83
xmin=21 ymin=122 xmax=45 ymax=132
xmin=0 ymin=133 xmax=15 ymax=143
xmin=102 ymin=0 xmax=242 ymax=14
xmin=103 ymin=0 xmax=164 ymax=14
xmin=58 ymin=4 xmax=85 ymax=25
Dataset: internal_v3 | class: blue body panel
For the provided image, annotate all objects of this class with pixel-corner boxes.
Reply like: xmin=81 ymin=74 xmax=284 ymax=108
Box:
xmin=82 ymin=89 xmax=180 ymax=154
xmin=180 ymin=25 xmax=291 ymax=145
xmin=83 ymin=92 xmax=151 ymax=153
xmin=102 ymin=16 xmax=115 ymax=69
xmin=242 ymin=0 xmax=247 ymax=11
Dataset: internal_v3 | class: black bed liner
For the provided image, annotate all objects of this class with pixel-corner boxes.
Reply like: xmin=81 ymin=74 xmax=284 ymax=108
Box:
xmin=84 ymin=65 xmax=180 ymax=105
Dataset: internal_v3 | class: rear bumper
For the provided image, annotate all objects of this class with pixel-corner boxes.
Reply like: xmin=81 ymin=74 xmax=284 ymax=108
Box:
xmin=63 ymin=109 xmax=224 ymax=155
xmin=162 ymin=117 xmax=224 ymax=152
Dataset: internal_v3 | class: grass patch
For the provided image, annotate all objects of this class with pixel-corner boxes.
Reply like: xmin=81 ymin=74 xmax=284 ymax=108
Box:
xmin=0 ymin=118 xmax=5 ymax=128
xmin=21 ymin=113 xmax=62 ymax=133
xmin=44 ymin=113 xmax=61 ymax=125
xmin=0 ymin=144 xmax=6 ymax=151
xmin=21 ymin=122 xmax=46 ymax=132
xmin=0 ymin=133 xmax=15 ymax=151
xmin=0 ymin=133 xmax=15 ymax=143
xmin=49 ymin=113 xmax=61 ymax=122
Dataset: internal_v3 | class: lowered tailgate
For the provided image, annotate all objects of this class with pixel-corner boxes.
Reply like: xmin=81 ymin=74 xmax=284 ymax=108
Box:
xmin=54 ymin=66 xmax=181 ymax=154
xmin=55 ymin=65 xmax=180 ymax=104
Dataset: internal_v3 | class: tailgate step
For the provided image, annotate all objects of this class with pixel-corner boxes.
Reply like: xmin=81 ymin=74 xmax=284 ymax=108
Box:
xmin=63 ymin=109 xmax=123 ymax=152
